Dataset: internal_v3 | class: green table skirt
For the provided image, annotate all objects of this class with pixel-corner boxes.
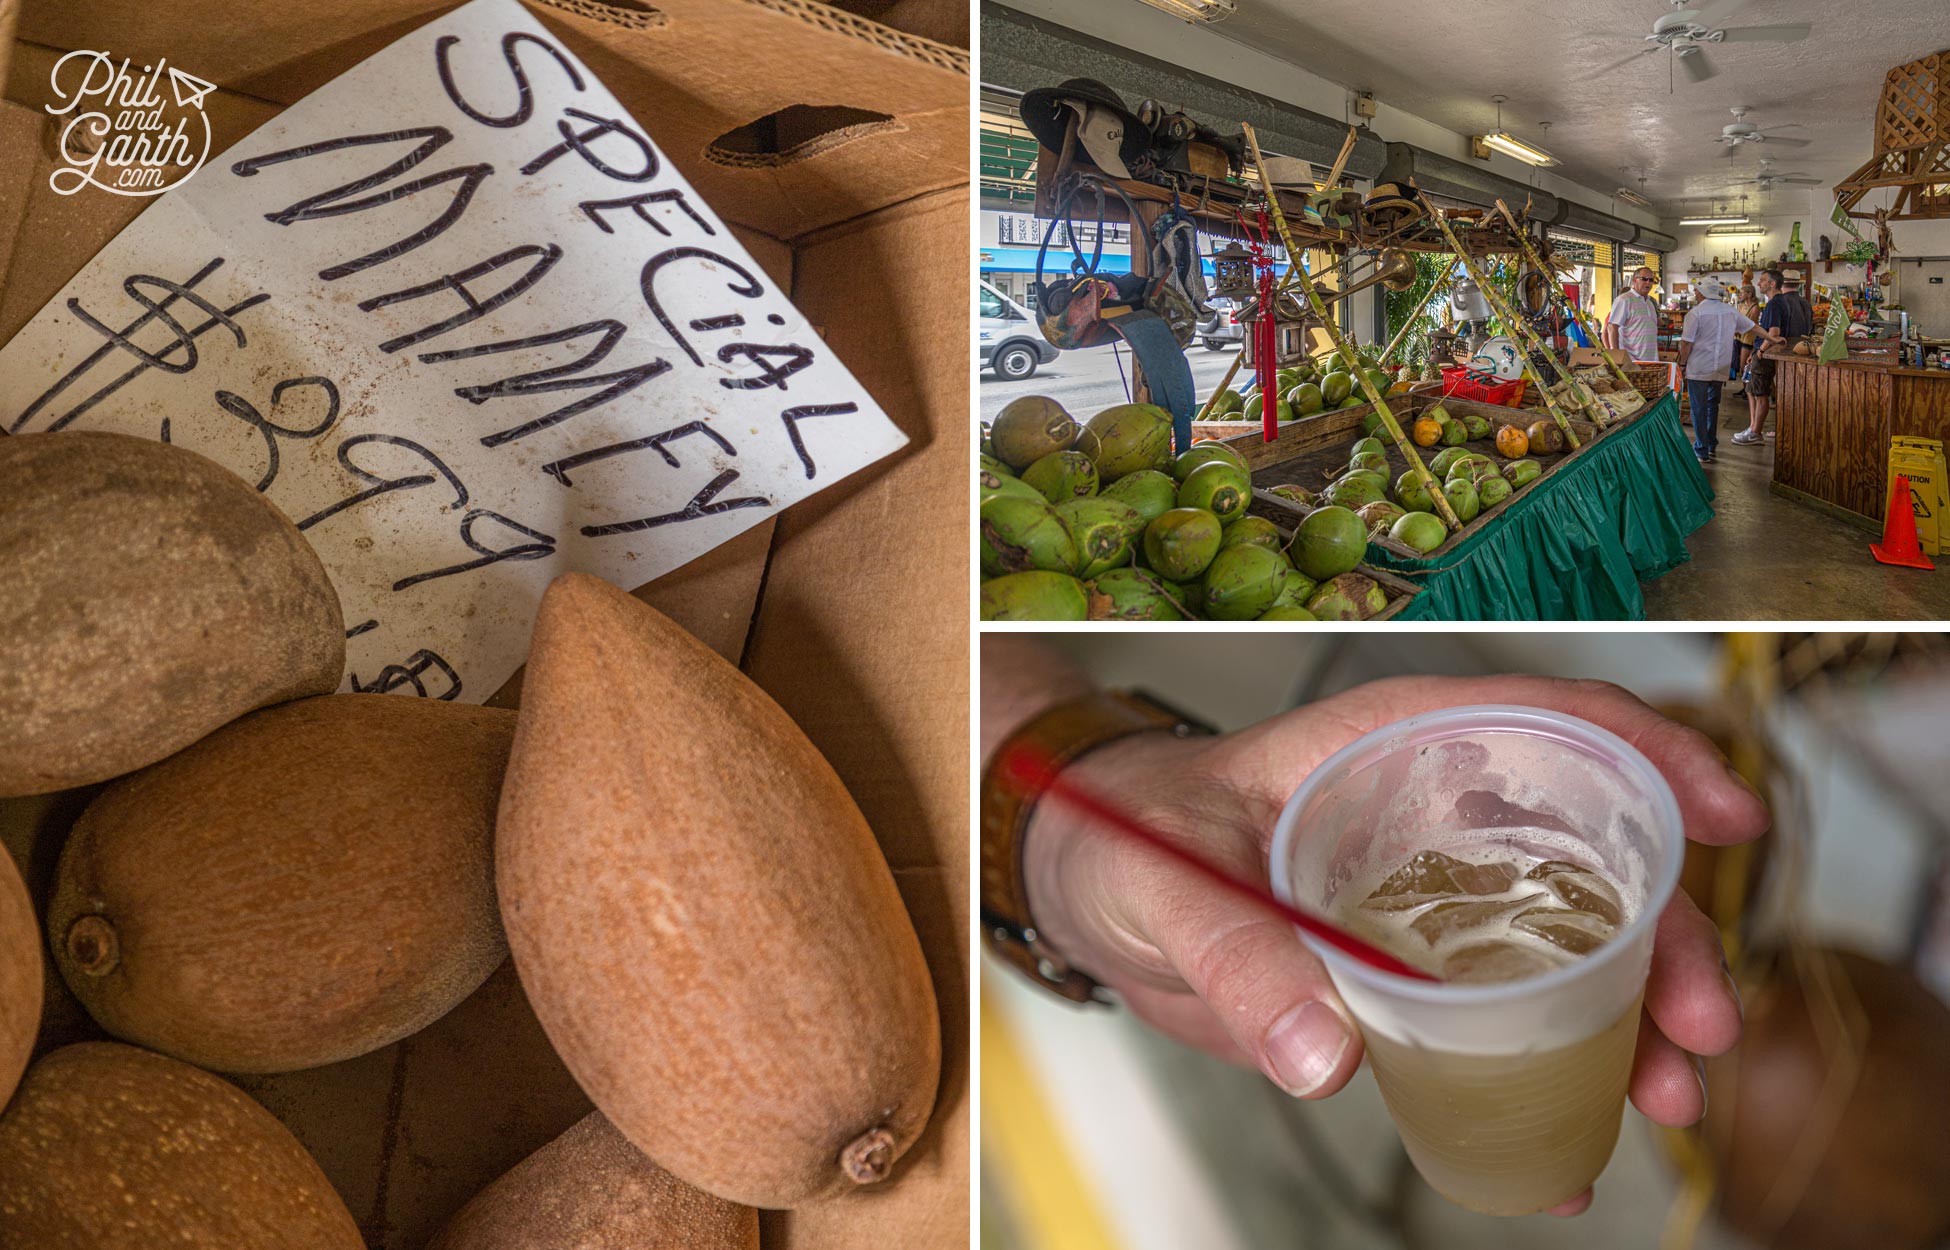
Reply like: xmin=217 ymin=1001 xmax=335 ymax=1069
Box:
xmin=1370 ymin=393 xmax=1714 ymax=620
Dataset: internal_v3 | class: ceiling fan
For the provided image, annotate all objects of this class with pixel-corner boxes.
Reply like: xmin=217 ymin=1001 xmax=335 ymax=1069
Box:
xmin=1595 ymin=0 xmax=1812 ymax=91
xmin=1717 ymin=106 xmax=1811 ymax=154
xmin=1731 ymin=160 xmax=1822 ymax=190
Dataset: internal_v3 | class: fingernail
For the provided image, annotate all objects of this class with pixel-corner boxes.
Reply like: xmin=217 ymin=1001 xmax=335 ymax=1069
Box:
xmin=1691 ymin=1052 xmax=1709 ymax=1119
xmin=1724 ymin=963 xmax=1744 ymax=1024
xmin=1264 ymin=1001 xmax=1350 ymax=1097
xmin=1724 ymin=761 xmax=1763 ymax=801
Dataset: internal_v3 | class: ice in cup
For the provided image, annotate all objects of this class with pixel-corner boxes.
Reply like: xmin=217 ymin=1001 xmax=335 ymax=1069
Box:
xmin=1269 ymin=706 xmax=1683 ymax=1216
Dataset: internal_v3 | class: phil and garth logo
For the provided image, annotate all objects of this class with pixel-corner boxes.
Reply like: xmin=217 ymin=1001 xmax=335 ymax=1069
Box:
xmin=45 ymin=51 xmax=217 ymax=197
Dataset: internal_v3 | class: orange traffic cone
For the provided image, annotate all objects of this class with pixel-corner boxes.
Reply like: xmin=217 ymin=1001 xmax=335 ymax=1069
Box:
xmin=1871 ymin=474 xmax=1935 ymax=570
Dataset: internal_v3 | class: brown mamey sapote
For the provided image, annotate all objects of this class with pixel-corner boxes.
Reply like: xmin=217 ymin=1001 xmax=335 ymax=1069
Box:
xmin=0 ymin=431 xmax=344 ymax=797
xmin=49 ymin=695 xmax=514 ymax=1073
xmin=427 ymin=1112 xmax=758 ymax=1250
xmin=497 ymin=574 xmax=940 ymax=1209
xmin=0 ymin=849 xmax=38 ymax=1107
xmin=0 ymin=1042 xmax=364 ymax=1249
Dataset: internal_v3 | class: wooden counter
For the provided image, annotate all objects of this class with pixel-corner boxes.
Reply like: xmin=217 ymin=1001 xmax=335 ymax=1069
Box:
xmin=1769 ymin=347 xmax=1950 ymax=526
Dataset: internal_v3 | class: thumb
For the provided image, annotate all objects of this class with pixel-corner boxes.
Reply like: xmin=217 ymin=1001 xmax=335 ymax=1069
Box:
xmin=1135 ymin=876 xmax=1366 ymax=1098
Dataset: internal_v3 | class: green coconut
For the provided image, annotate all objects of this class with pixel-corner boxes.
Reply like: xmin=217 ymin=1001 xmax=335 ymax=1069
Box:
xmin=1323 ymin=474 xmax=1385 ymax=511
xmin=1269 ymin=568 xmax=1319 ymax=610
xmin=1349 ymin=450 xmax=1390 ymax=476
xmin=1443 ymin=478 xmax=1481 ymax=523
xmin=1083 ymin=403 xmax=1175 ymax=481
xmin=1142 ymin=508 xmax=1224 ymax=581
xmin=1291 ymin=506 xmax=1368 ymax=581
xmin=979 ymin=494 xmax=1079 ymax=577
xmin=1394 ymin=471 xmax=1435 ymax=513
xmin=981 ymin=571 xmax=1087 ymax=621
xmin=1429 ymin=447 xmax=1468 ymax=477
xmin=1477 ymin=475 xmax=1513 ymax=508
xmin=1219 ymin=515 xmax=1284 ymax=554
xmin=1287 ymin=383 xmax=1324 ymax=416
xmin=1100 ymin=469 xmax=1180 ymax=525
xmin=1171 ymin=442 xmax=1248 ymax=483
xmin=1177 ymin=461 xmax=1250 ymax=525
xmin=1201 ymin=545 xmax=1289 ymax=620
xmin=1357 ymin=500 xmax=1406 ymax=535
xmin=1306 ymin=572 xmax=1388 ymax=621
xmin=1268 ymin=484 xmax=1317 ymax=508
xmin=1440 ymin=419 xmax=1468 ymax=446
xmin=1503 ymin=459 xmax=1543 ymax=487
xmin=1350 ymin=437 xmax=1384 ymax=460
xmin=1021 ymin=450 xmax=1100 ymax=503
xmin=1258 ymin=605 xmax=1319 ymax=621
xmin=1391 ymin=511 xmax=1446 ymax=553
xmin=980 ymin=467 xmax=1044 ymax=504
xmin=1462 ymin=414 xmax=1492 ymax=440
xmin=1320 ymin=372 xmax=1353 ymax=406
xmin=991 ymin=396 xmax=1079 ymax=470
xmin=1055 ymin=497 xmax=1144 ymax=578
xmin=1085 ymin=568 xmax=1186 ymax=622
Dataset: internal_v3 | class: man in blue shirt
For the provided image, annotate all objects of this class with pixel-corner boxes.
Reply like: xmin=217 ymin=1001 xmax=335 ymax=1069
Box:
xmin=1732 ymin=268 xmax=1814 ymax=447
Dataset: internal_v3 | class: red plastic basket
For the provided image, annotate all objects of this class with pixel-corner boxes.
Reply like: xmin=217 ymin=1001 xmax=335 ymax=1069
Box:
xmin=1438 ymin=365 xmax=1527 ymax=407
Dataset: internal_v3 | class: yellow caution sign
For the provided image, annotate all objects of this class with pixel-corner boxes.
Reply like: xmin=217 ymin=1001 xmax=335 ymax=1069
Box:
xmin=1891 ymin=437 xmax=1948 ymax=556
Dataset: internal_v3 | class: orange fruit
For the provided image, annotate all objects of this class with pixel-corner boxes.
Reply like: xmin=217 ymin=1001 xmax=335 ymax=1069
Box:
xmin=1412 ymin=417 xmax=1443 ymax=447
xmin=1495 ymin=426 xmax=1529 ymax=459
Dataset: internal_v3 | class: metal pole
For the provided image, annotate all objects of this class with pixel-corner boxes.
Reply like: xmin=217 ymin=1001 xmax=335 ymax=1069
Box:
xmin=1494 ymin=199 xmax=1639 ymax=404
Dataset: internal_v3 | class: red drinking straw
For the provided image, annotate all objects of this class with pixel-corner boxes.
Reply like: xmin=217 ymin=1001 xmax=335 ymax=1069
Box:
xmin=999 ymin=744 xmax=1440 ymax=983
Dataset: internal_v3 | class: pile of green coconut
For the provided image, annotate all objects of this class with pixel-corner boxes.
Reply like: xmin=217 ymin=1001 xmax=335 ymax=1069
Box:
xmin=979 ymin=397 xmax=1393 ymax=622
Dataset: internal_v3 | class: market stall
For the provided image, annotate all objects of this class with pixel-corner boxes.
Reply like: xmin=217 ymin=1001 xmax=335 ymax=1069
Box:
xmin=1770 ymin=345 xmax=1950 ymax=530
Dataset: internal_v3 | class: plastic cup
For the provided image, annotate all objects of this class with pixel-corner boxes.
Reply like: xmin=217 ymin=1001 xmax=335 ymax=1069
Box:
xmin=1268 ymin=705 xmax=1683 ymax=1216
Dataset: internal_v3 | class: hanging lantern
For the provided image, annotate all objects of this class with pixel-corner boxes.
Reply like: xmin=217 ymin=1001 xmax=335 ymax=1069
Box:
xmin=1240 ymin=288 xmax=1313 ymax=369
xmin=1211 ymin=241 xmax=1257 ymax=301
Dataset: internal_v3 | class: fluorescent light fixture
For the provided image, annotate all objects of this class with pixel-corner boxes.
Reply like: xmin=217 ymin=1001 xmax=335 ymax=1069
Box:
xmin=1680 ymin=215 xmax=1750 ymax=226
xmin=1133 ymin=0 xmax=1237 ymax=21
xmin=1616 ymin=187 xmax=1654 ymax=208
xmin=1706 ymin=225 xmax=1765 ymax=238
xmin=1474 ymin=131 xmax=1558 ymax=167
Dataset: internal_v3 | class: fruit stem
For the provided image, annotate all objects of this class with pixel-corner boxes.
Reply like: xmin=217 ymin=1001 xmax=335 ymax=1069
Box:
xmin=840 ymin=1127 xmax=896 ymax=1185
xmin=66 ymin=915 xmax=120 ymax=976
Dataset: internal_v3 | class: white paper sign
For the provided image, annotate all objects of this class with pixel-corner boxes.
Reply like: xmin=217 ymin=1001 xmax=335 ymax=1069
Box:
xmin=0 ymin=0 xmax=907 ymax=702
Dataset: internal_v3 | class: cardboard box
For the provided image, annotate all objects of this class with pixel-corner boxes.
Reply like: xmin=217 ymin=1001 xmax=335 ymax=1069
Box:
xmin=0 ymin=3 xmax=968 ymax=1246
xmin=1569 ymin=345 xmax=1633 ymax=370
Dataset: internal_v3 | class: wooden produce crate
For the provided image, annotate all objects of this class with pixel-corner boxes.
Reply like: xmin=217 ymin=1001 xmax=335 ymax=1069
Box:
xmin=1235 ymin=393 xmax=1597 ymax=562
xmin=1191 ymin=397 xmax=1379 ymax=449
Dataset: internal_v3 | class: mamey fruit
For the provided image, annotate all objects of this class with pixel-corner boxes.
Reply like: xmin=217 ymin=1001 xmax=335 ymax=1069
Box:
xmin=1055 ymin=498 xmax=1143 ymax=579
xmin=1 ymin=850 xmax=38 ymax=1108
xmin=49 ymin=696 xmax=514 ymax=1073
xmin=1219 ymin=516 xmax=1285 ymax=555
xmin=0 ymin=1042 xmax=365 ymax=1250
xmin=990 ymin=396 xmax=1078 ymax=470
xmin=426 ymin=1113 xmax=758 ymax=1250
xmin=1292 ymin=506 xmax=1369 ymax=581
xmin=1020 ymin=451 xmax=1098 ymax=503
xmin=1100 ymin=469 xmax=1180 ymax=525
xmin=1143 ymin=509 xmax=1224 ymax=580
xmin=1083 ymin=404 xmax=1174 ymax=480
xmin=0 ymin=432 xmax=343 ymax=797
xmin=1307 ymin=572 xmax=1389 ymax=621
xmin=1391 ymin=511 xmax=1446 ymax=553
xmin=498 ymin=576 xmax=941 ymax=1208
xmin=1201 ymin=545 xmax=1288 ymax=620
xmin=1495 ymin=426 xmax=1529 ymax=459
xmin=1443 ymin=478 xmax=1481 ymax=523
xmin=1177 ymin=462 xmax=1250 ymax=525
xmin=1412 ymin=417 xmax=1443 ymax=446
xmin=982 ymin=572 xmax=1087 ymax=620
xmin=979 ymin=495 xmax=1078 ymax=578
xmin=1527 ymin=420 xmax=1566 ymax=454
xmin=1172 ymin=443 xmax=1248 ymax=483
xmin=1085 ymin=569 xmax=1186 ymax=621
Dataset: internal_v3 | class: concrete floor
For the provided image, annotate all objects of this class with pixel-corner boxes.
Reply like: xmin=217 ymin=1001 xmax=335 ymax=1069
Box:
xmin=1641 ymin=429 xmax=1950 ymax=621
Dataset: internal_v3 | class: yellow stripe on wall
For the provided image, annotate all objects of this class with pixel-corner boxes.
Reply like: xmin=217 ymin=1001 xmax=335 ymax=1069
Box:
xmin=980 ymin=990 xmax=1123 ymax=1250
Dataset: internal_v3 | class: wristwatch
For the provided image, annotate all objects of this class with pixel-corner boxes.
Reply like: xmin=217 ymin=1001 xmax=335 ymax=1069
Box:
xmin=979 ymin=689 xmax=1217 ymax=1004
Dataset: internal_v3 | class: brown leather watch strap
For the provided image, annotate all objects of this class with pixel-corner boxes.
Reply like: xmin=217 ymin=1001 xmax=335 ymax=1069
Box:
xmin=979 ymin=689 xmax=1216 ymax=1004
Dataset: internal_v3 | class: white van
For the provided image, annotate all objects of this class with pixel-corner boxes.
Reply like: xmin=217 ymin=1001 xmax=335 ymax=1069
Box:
xmin=978 ymin=279 xmax=1058 ymax=381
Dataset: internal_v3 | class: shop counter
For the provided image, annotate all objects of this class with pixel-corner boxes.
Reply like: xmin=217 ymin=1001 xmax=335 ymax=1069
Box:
xmin=1769 ymin=348 xmax=1950 ymax=526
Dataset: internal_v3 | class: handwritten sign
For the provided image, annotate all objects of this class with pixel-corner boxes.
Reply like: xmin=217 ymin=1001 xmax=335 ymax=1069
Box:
xmin=0 ymin=0 xmax=908 ymax=702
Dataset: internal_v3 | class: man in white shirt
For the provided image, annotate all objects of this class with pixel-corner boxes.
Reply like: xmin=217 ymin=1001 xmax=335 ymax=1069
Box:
xmin=1677 ymin=279 xmax=1754 ymax=464
xmin=1603 ymin=267 xmax=1661 ymax=362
